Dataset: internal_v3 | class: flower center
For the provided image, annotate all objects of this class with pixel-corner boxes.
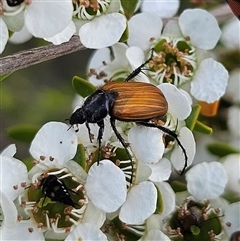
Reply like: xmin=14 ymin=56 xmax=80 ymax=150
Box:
xmin=148 ymin=38 xmax=197 ymax=86
xmin=22 ymin=169 xmax=88 ymax=232
xmin=73 ymin=0 xmax=111 ymax=20
xmin=0 ymin=0 xmax=26 ymax=16
xmin=167 ymin=199 xmax=223 ymax=241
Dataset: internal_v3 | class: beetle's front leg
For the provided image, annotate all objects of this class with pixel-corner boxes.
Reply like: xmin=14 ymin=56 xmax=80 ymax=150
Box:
xmin=97 ymin=120 xmax=104 ymax=165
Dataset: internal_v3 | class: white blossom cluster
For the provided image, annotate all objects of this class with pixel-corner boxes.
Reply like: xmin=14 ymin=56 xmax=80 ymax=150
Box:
xmin=1 ymin=1 xmax=240 ymax=241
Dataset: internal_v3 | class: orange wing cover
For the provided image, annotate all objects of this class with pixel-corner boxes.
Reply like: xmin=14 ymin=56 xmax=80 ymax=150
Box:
xmin=101 ymin=82 xmax=168 ymax=121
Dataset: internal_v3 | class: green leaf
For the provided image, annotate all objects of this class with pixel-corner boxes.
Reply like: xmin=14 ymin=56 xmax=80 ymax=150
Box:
xmin=0 ymin=73 xmax=11 ymax=81
xmin=191 ymin=225 xmax=201 ymax=235
xmin=155 ymin=184 xmax=164 ymax=214
xmin=120 ymin=0 xmax=139 ymax=19
xmin=185 ymin=104 xmax=201 ymax=131
xmin=207 ymin=142 xmax=240 ymax=157
xmin=193 ymin=120 xmax=212 ymax=134
xmin=171 ymin=180 xmax=187 ymax=192
xmin=72 ymin=76 xmax=96 ymax=98
xmin=72 ymin=144 xmax=87 ymax=169
xmin=119 ymin=22 xmax=129 ymax=43
xmin=7 ymin=124 xmax=39 ymax=143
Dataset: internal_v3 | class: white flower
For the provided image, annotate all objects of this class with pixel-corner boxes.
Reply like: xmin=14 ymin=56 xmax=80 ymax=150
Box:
xmin=127 ymin=10 xmax=228 ymax=103
xmin=73 ymin=0 xmax=126 ymax=48
xmin=0 ymin=0 xmax=73 ymax=53
xmin=186 ymin=161 xmax=228 ymax=200
xmin=1 ymin=122 xmax=127 ymax=240
xmin=87 ymin=42 xmax=131 ymax=86
xmin=0 ymin=145 xmax=34 ymax=239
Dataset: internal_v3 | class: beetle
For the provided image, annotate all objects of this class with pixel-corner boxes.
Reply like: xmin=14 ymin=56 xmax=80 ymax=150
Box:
xmin=39 ymin=174 xmax=76 ymax=207
xmin=6 ymin=0 xmax=24 ymax=6
xmin=226 ymin=0 xmax=240 ymax=20
xmin=68 ymin=53 xmax=188 ymax=182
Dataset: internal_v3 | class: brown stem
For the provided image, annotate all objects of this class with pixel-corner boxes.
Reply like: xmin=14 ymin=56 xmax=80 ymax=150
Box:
xmin=0 ymin=4 xmax=234 ymax=76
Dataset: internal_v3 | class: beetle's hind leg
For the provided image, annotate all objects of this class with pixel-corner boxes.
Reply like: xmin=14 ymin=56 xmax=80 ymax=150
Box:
xmin=110 ymin=118 xmax=134 ymax=184
xmin=138 ymin=121 xmax=188 ymax=175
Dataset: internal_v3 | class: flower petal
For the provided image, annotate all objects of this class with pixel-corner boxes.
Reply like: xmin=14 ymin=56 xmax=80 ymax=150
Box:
xmin=82 ymin=201 xmax=106 ymax=228
xmin=9 ymin=25 xmax=32 ymax=44
xmin=128 ymin=12 xmax=163 ymax=50
xmin=1 ymin=144 xmax=16 ymax=157
xmin=191 ymin=58 xmax=229 ymax=103
xmin=159 ymin=83 xmax=192 ymax=120
xmin=0 ymin=18 xmax=9 ymax=54
xmin=119 ymin=181 xmax=157 ymax=224
xmin=221 ymin=18 xmax=240 ymax=49
xmin=128 ymin=126 xmax=164 ymax=164
xmin=223 ymin=202 xmax=240 ymax=237
xmin=65 ymin=223 xmax=107 ymax=241
xmin=155 ymin=182 xmax=175 ymax=217
xmin=1 ymin=221 xmax=44 ymax=240
xmin=25 ymin=0 xmax=73 ymax=38
xmin=171 ymin=127 xmax=196 ymax=171
xmin=2 ymin=11 xmax=24 ymax=32
xmin=0 ymin=191 xmax=18 ymax=228
xmin=85 ymin=160 xmax=127 ymax=212
xmin=179 ymin=9 xmax=221 ymax=50
xmin=148 ymin=158 xmax=171 ymax=182
xmin=29 ymin=122 xmax=78 ymax=167
xmin=186 ymin=162 xmax=228 ymax=200
xmin=141 ymin=0 xmax=179 ymax=18
xmin=221 ymin=154 xmax=240 ymax=195
xmin=79 ymin=13 xmax=126 ymax=49
xmin=143 ymin=229 xmax=171 ymax=241
xmin=0 ymin=156 xmax=27 ymax=200
xmin=135 ymin=161 xmax=152 ymax=183
xmin=44 ymin=21 xmax=75 ymax=45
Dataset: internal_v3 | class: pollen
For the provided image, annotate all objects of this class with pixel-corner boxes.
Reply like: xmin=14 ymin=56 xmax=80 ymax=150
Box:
xmin=73 ymin=0 xmax=111 ymax=20
xmin=148 ymin=39 xmax=197 ymax=86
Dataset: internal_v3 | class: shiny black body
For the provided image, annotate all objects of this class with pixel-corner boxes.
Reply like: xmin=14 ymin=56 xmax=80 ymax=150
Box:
xmin=39 ymin=175 xmax=75 ymax=207
xmin=6 ymin=0 xmax=24 ymax=6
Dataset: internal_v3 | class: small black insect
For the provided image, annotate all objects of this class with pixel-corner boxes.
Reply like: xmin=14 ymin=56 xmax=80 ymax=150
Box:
xmin=39 ymin=174 xmax=76 ymax=207
xmin=6 ymin=0 xmax=24 ymax=6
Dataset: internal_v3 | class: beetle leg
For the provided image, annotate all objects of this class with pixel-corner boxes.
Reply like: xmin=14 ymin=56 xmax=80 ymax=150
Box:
xmin=138 ymin=121 xmax=188 ymax=175
xmin=125 ymin=48 xmax=154 ymax=82
xmin=97 ymin=120 xmax=104 ymax=165
xmin=110 ymin=118 xmax=134 ymax=183
xmin=85 ymin=122 xmax=93 ymax=143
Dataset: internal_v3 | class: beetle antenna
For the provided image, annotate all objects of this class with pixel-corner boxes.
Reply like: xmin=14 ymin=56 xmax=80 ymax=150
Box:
xmin=125 ymin=48 xmax=155 ymax=82
xmin=138 ymin=121 xmax=188 ymax=175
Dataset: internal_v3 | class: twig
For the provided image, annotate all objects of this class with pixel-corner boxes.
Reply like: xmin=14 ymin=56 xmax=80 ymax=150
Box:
xmin=0 ymin=4 xmax=234 ymax=75
xmin=0 ymin=36 xmax=86 ymax=75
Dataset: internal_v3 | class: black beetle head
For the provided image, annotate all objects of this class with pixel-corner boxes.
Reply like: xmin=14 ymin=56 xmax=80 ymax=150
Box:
xmin=69 ymin=108 xmax=86 ymax=126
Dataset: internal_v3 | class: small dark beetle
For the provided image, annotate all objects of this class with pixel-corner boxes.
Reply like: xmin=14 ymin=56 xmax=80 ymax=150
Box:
xmin=6 ymin=0 xmax=24 ymax=6
xmin=39 ymin=174 xmax=76 ymax=207
xmin=69 ymin=54 xmax=188 ymax=182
